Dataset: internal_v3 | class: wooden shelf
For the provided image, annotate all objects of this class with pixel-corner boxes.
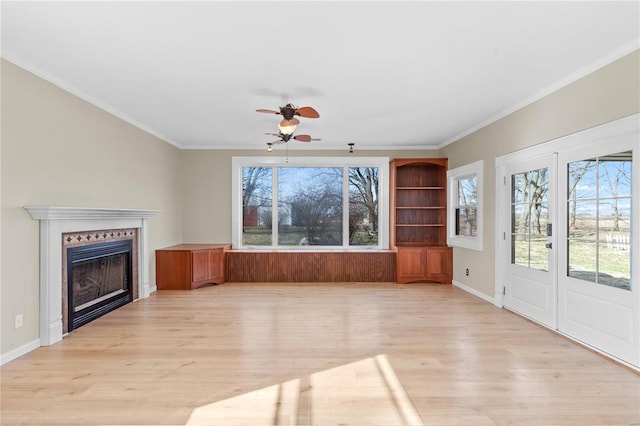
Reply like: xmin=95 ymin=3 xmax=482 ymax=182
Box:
xmin=396 ymin=186 xmax=445 ymax=190
xmin=395 ymin=208 xmax=446 ymax=211
xmin=394 ymin=204 xmax=444 ymax=209
xmin=390 ymin=158 xmax=452 ymax=284
xmin=395 ymin=224 xmax=445 ymax=227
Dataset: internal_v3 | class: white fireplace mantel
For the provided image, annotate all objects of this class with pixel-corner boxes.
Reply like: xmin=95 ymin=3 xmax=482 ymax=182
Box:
xmin=25 ymin=206 xmax=161 ymax=221
xmin=25 ymin=206 xmax=160 ymax=346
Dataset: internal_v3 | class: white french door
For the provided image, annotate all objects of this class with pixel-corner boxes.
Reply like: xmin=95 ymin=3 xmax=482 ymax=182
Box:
xmin=503 ymin=154 xmax=557 ymax=328
xmin=557 ymin=137 xmax=638 ymax=365
xmin=496 ymin=114 xmax=639 ymax=368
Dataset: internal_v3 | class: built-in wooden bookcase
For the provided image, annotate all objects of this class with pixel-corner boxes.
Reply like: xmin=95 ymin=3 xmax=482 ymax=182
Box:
xmin=391 ymin=158 xmax=452 ymax=283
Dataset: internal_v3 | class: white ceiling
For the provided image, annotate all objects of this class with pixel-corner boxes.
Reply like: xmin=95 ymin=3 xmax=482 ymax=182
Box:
xmin=2 ymin=1 xmax=639 ymax=151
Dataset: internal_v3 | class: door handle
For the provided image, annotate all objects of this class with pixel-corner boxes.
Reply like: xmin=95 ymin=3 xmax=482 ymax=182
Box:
xmin=545 ymin=242 xmax=552 ymax=249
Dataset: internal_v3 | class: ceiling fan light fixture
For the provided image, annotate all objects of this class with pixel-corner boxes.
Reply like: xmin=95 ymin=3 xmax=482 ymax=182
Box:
xmin=278 ymin=119 xmax=298 ymax=136
xmin=348 ymin=143 xmax=354 ymax=153
xmin=267 ymin=143 xmax=273 ymax=152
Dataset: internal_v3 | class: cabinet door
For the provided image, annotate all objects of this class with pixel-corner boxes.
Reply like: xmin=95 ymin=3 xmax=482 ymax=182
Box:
xmin=207 ymin=249 xmax=223 ymax=280
xmin=396 ymin=247 xmax=427 ymax=283
xmin=192 ymin=249 xmax=225 ymax=283
xmin=156 ymin=251 xmax=191 ymax=290
xmin=191 ymin=250 xmax=210 ymax=282
xmin=425 ymin=246 xmax=452 ymax=283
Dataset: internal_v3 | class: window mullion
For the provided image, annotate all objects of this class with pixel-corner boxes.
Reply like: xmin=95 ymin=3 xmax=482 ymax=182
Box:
xmin=272 ymin=166 xmax=278 ymax=248
xmin=595 ymin=158 xmax=600 ymax=283
xmin=343 ymin=167 xmax=349 ymax=247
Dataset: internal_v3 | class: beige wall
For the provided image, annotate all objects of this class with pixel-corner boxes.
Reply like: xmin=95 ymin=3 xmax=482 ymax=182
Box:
xmin=1 ymin=60 xmax=183 ymax=356
xmin=180 ymin=149 xmax=439 ymax=243
xmin=440 ymin=50 xmax=640 ymax=299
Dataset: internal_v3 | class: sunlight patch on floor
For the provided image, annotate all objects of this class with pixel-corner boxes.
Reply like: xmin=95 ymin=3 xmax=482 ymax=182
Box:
xmin=185 ymin=354 xmax=424 ymax=425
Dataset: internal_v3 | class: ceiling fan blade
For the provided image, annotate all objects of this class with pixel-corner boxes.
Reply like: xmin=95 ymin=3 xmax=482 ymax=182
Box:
xmin=295 ymin=106 xmax=320 ymax=118
xmin=256 ymin=109 xmax=281 ymax=115
xmin=265 ymin=132 xmax=281 ymax=137
xmin=271 ymin=140 xmax=286 ymax=145
xmin=294 ymin=134 xmax=312 ymax=142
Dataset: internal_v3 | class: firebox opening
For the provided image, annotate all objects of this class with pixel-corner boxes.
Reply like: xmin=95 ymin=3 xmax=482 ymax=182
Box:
xmin=66 ymin=240 xmax=133 ymax=332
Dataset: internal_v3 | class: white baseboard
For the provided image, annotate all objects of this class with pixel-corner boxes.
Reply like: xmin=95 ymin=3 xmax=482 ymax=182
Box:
xmin=1 ymin=339 xmax=40 ymax=366
xmin=452 ymin=280 xmax=495 ymax=304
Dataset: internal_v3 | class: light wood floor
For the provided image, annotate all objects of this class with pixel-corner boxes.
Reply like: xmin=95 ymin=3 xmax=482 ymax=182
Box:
xmin=1 ymin=283 xmax=639 ymax=426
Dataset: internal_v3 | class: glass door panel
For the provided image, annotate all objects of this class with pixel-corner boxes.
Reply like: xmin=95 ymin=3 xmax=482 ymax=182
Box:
xmin=565 ymin=151 xmax=632 ymax=290
xmin=510 ymin=168 xmax=550 ymax=272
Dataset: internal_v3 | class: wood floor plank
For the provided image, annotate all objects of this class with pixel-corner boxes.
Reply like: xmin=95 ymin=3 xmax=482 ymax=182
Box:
xmin=1 ymin=283 xmax=638 ymax=425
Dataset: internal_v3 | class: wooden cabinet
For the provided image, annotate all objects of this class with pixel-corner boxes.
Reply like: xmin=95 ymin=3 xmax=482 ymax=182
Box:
xmin=391 ymin=158 xmax=452 ymax=284
xmin=424 ymin=246 xmax=452 ymax=283
xmin=156 ymin=244 xmax=230 ymax=290
xmin=396 ymin=246 xmax=427 ymax=283
xmin=396 ymin=246 xmax=453 ymax=284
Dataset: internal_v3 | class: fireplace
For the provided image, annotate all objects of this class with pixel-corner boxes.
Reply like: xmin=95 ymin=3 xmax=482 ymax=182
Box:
xmin=24 ymin=206 xmax=159 ymax=346
xmin=66 ymin=240 xmax=133 ymax=331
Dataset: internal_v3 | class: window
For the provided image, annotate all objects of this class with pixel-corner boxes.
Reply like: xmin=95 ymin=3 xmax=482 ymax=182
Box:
xmin=511 ymin=167 xmax=550 ymax=271
xmin=567 ymin=151 xmax=632 ymax=290
xmin=456 ymin=175 xmax=477 ymax=237
xmin=447 ymin=160 xmax=483 ymax=250
xmin=232 ymin=157 xmax=389 ymax=249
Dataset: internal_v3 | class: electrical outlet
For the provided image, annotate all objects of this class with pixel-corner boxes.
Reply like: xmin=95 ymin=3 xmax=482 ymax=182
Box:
xmin=14 ymin=314 xmax=24 ymax=329
xmin=465 ymin=268 xmax=470 ymax=276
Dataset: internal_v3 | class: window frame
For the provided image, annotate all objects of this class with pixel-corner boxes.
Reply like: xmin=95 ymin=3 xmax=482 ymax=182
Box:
xmin=232 ymin=156 xmax=390 ymax=250
xmin=447 ymin=160 xmax=483 ymax=251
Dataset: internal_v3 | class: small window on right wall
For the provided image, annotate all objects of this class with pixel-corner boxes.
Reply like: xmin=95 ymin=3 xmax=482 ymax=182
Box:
xmin=447 ymin=160 xmax=483 ymax=250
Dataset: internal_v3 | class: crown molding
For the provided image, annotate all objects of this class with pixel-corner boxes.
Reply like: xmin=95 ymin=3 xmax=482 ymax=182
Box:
xmin=439 ymin=39 xmax=640 ymax=149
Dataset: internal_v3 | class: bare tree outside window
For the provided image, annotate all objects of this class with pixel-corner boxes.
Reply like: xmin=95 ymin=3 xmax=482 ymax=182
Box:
xmin=568 ymin=160 xmax=595 ymax=231
xmin=279 ymin=168 xmax=343 ymax=246
xmin=349 ymin=167 xmax=379 ymax=245
xmin=511 ymin=168 xmax=549 ymax=271
xmin=237 ymin=159 xmax=386 ymax=249
xmin=601 ymin=157 xmax=632 ymax=232
xmin=242 ymin=167 xmax=272 ymax=245
xmin=447 ymin=160 xmax=483 ymax=250
xmin=567 ymin=151 xmax=632 ymax=290
xmin=456 ymin=175 xmax=477 ymax=236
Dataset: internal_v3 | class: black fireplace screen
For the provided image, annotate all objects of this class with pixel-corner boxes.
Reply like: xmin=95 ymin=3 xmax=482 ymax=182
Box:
xmin=67 ymin=240 xmax=133 ymax=331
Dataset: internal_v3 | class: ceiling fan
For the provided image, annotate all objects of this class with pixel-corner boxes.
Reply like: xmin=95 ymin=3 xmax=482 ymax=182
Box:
xmin=258 ymin=103 xmax=320 ymax=151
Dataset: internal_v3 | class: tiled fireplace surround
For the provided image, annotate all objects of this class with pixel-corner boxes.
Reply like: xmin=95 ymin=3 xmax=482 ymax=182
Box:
xmin=62 ymin=227 xmax=138 ymax=334
xmin=25 ymin=207 xmax=159 ymax=346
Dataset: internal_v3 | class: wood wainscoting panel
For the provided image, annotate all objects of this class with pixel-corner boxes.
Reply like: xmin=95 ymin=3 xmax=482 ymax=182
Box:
xmin=226 ymin=251 xmax=396 ymax=282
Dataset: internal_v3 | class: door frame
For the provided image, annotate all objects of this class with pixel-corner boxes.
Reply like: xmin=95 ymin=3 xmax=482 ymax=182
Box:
xmin=494 ymin=113 xmax=640 ymax=368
